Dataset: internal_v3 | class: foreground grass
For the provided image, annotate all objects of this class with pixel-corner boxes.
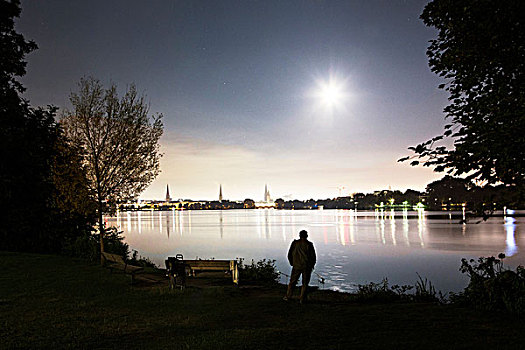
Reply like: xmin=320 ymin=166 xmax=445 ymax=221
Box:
xmin=1 ymin=252 xmax=524 ymax=349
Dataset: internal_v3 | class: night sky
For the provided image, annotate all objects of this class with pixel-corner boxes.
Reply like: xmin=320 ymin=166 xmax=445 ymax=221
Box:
xmin=17 ymin=0 xmax=448 ymax=201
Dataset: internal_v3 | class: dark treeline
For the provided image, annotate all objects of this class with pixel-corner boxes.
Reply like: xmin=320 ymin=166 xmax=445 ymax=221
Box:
xmin=424 ymin=176 xmax=523 ymax=211
xmin=160 ymin=200 xmax=251 ymax=210
xmin=1 ymin=1 xmax=161 ymax=261
xmin=274 ymin=189 xmax=422 ymax=210
xmin=146 ymin=176 xmax=523 ymax=212
xmin=276 ymin=177 xmax=522 ymax=211
xmin=0 ymin=0 xmax=96 ymax=254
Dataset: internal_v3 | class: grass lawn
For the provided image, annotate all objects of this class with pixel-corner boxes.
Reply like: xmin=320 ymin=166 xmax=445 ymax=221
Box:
xmin=1 ymin=251 xmax=523 ymax=349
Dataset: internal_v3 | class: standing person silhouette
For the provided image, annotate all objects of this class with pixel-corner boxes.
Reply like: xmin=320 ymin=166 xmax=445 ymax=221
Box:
xmin=283 ymin=230 xmax=316 ymax=304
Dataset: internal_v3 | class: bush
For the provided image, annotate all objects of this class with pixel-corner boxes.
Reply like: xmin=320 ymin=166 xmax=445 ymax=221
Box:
xmin=64 ymin=231 xmax=99 ymax=262
xmin=103 ymin=227 xmax=129 ymax=258
xmin=356 ymin=278 xmax=413 ymax=303
xmin=64 ymin=226 xmax=130 ymax=263
xmin=414 ymin=273 xmax=442 ymax=303
xmin=128 ymin=250 xmax=157 ymax=268
xmin=451 ymin=254 xmax=525 ymax=315
xmin=355 ymin=275 xmax=442 ymax=304
xmin=238 ymin=259 xmax=279 ymax=285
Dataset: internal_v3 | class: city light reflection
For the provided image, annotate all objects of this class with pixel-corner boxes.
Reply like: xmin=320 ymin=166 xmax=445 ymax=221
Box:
xmin=403 ymin=209 xmax=409 ymax=246
xmin=171 ymin=210 xmax=175 ymax=235
xmin=105 ymin=210 xmax=524 ymax=293
xmin=505 ymin=217 xmax=518 ymax=257
xmin=417 ymin=208 xmax=425 ymax=247
xmin=380 ymin=213 xmax=386 ymax=245
xmin=138 ymin=211 xmax=142 ymax=234
xmin=127 ymin=211 xmax=132 ymax=232
xmin=390 ymin=209 xmax=397 ymax=246
xmin=349 ymin=212 xmax=356 ymax=245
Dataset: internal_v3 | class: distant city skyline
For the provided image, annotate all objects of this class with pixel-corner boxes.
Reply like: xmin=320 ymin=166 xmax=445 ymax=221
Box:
xmin=18 ymin=1 xmax=446 ymax=201
xmin=147 ymin=182 xmax=424 ymax=202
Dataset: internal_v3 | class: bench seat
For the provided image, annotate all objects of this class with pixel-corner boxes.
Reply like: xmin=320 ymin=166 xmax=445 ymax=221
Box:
xmin=166 ymin=258 xmax=239 ymax=285
xmin=102 ymin=252 xmax=144 ymax=284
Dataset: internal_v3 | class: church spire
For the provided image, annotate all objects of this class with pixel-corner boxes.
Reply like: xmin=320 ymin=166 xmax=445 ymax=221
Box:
xmin=165 ymin=184 xmax=171 ymax=202
xmin=219 ymin=184 xmax=223 ymax=202
xmin=264 ymin=184 xmax=271 ymax=203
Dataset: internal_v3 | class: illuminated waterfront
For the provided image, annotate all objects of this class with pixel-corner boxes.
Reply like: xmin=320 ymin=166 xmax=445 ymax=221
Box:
xmin=107 ymin=209 xmax=524 ymax=293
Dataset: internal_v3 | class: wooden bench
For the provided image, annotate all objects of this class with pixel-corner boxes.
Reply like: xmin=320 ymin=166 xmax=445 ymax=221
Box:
xmin=185 ymin=259 xmax=239 ymax=285
xmin=166 ymin=257 xmax=239 ymax=285
xmin=102 ymin=252 xmax=144 ymax=284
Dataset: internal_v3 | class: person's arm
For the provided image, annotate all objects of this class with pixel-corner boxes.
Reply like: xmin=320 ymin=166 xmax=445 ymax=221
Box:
xmin=309 ymin=242 xmax=316 ymax=268
xmin=287 ymin=241 xmax=295 ymax=266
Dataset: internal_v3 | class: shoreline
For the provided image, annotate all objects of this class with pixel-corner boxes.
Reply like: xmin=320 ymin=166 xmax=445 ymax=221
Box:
xmin=2 ymin=251 xmax=524 ymax=349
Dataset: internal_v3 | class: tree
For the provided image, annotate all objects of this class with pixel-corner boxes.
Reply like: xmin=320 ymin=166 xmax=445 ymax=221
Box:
xmin=425 ymin=176 xmax=471 ymax=210
xmin=62 ymin=77 xmax=163 ymax=261
xmin=0 ymin=0 xmax=37 ymax=100
xmin=401 ymin=0 xmax=525 ymax=188
xmin=1 ymin=0 xmax=55 ymax=251
xmin=0 ymin=0 xmax=95 ymax=253
xmin=50 ymin=132 xmax=97 ymax=250
xmin=243 ymin=198 xmax=255 ymax=209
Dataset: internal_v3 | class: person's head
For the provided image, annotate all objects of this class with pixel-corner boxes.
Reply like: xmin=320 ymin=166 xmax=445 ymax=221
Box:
xmin=299 ymin=230 xmax=308 ymax=239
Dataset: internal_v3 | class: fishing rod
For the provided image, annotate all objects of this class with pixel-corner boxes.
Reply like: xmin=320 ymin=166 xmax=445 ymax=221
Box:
xmin=314 ymin=271 xmax=326 ymax=286
xmin=277 ymin=270 xmax=327 ymax=288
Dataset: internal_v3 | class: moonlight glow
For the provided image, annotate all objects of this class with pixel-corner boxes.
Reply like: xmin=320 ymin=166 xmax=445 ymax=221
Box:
xmin=312 ymin=76 xmax=348 ymax=112
xmin=320 ymin=81 xmax=343 ymax=107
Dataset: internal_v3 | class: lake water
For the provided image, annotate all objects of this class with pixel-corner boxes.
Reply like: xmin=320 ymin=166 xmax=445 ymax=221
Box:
xmin=106 ymin=209 xmax=524 ymax=293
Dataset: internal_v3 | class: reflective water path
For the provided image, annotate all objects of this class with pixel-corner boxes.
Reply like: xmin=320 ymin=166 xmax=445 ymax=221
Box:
xmin=107 ymin=209 xmax=524 ymax=293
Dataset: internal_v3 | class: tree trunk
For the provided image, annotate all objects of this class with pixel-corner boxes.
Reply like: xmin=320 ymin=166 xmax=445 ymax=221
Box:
xmin=98 ymin=199 xmax=105 ymax=266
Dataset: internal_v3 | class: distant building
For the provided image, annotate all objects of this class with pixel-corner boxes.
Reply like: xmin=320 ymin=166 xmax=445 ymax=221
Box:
xmin=165 ymin=184 xmax=172 ymax=202
xmin=256 ymin=184 xmax=275 ymax=208
xmin=264 ymin=184 xmax=271 ymax=203
xmin=219 ymin=184 xmax=223 ymax=202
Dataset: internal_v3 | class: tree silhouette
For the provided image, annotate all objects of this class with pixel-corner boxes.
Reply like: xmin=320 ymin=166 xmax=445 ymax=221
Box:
xmin=62 ymin=77 xmax=163 ymax=262
xmin=1 ymin=0 xmax=54 ymax=251
xmin=0 ymin=0 xmax=95 ymax=252
xmin=401 ymin=0 xmax=524 ymax=189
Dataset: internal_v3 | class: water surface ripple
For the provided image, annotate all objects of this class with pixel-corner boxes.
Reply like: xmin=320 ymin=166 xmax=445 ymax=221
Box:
xmin=106 ymin=209 xmax=524 ymax=293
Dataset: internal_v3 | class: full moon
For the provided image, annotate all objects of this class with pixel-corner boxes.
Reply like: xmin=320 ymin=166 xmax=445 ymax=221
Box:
xmin=314 ymin=77 xmax=347 ymax=111
xmin=320 ymin=82 xmax=343 ymax=107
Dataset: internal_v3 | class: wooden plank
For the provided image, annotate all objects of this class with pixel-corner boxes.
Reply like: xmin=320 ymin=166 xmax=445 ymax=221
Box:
xmin=102 ymin=252 xmax=143 ymax=274
xmin=102 ymin=252 xmax=125 ymax=265
xmin=184 ymin=260 xmax=231 ymax=268
xmin=187 ymin=263 xmax=230 ymax=268
xmin=165 ymin=257 xmax=239 ymax=285
xmin=182 ymin=259 xmax=239 ymax=285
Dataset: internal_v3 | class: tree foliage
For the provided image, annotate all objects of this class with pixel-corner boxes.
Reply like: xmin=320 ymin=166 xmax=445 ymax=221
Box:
xmin=425 ymin=175 xmax=471 ymax=207
xmin=62 ymin=77 xmax=163 ymax=254
xmin=425 ymin=175 xmax=524 ymax=211
xmin=0 ymin=0 xmax=37 ymax=98
xmin=0 ymin=0 xmax=95 ymax=253
xmin=452 ymin=254 xmax=525 ymax=314
xmin=401 ymin=0 xmax=525 ymax=187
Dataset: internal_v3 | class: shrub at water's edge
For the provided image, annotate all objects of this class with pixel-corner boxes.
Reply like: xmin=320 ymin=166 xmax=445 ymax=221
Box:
xmin=64 ymin=226 xmax=128 ymax=262
xmin=237 ymin=258 xmax=280 ymax=285
xmin=128 ymin=250 xmax=158 ymax=268
xmin=451 ymin=254 xmax=525 ymax=315
xmin=355 ymin=276 xmax=443 ymax=304
xmin=64 ymin=226 xmax=156 ymax=267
